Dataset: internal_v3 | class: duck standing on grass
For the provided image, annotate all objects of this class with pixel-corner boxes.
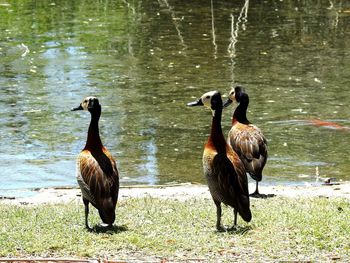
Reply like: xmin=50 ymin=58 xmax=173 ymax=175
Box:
xmin=72 ymin=97 xmax=119 ymax=229
xmin=224 ymin=86 xmax=268 ymax=198
xmin=187 ymin=91 xmax=251 ymax=231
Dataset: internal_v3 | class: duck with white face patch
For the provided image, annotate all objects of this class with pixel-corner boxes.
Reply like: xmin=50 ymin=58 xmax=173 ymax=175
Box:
xmin=187 ymin=91 xmax=251 ymax=231
xmin=224 ymin=86 xmax=268 ymax=198
xmin=72 ymin=97 xmax=119 ymax=230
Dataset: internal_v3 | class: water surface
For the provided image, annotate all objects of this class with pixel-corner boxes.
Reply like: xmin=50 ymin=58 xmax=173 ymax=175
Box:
xmin=1 ymin=0 xmax=350 ymax=197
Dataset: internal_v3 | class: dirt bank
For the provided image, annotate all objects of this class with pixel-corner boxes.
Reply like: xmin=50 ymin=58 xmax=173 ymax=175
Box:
xmin=1 ymin=181 xmax=350 ymax=205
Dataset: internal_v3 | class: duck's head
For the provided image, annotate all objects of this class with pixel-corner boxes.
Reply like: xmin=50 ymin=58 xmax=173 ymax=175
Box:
xmin=72 ymin=96 xmax=101 ymax=113
xmin=223 ymin=86 xmax=247 ymax=107
xmin=187 ymin=90 xmax=223 ymax=115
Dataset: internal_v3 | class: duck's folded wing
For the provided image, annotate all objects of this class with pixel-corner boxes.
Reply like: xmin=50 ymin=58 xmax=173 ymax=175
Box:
xmin=229 ymin=126 xmax=267 ymax=161
xmin=76 ymin=150 xmax=106 ymax=205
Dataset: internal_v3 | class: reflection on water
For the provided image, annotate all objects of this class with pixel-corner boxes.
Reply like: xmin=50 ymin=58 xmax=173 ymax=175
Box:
xmin=0 ymin=0 xmax=350 ymax=197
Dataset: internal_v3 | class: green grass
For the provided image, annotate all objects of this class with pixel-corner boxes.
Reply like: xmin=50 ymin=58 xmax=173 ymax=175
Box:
xmin=0 ymin=196 xmax=349 ymax=262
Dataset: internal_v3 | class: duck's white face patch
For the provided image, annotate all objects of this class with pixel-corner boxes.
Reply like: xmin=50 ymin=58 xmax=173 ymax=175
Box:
xmin=228 ymin=88 xmax=236 ymax=101
xmin=81 ymin=96 xmax=97 ymax=111
xmin=200 ymin=90 xmax=218 ymax=108
xmin=200 ymin=90 xmax=219 ymax=116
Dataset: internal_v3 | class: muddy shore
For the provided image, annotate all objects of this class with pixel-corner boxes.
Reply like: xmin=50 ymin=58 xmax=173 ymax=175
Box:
xmin=1 ymin=182 xmax=350 ymax=205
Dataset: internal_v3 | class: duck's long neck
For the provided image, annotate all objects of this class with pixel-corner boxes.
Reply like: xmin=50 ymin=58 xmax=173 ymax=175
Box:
xmin=208 ymin=108 xmax=227 ymax=153
xmin=233 ymin=101 xmax=250 ymax=124
xmin=84 ymin=109 xmax=103 ymax=151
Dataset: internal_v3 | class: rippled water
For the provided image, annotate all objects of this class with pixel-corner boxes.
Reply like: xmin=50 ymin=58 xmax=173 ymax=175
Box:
xmin=1 ymin=0 xmax=350 ymax=197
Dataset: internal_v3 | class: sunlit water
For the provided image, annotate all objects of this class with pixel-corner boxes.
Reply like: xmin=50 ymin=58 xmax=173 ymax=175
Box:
xmin=1 ymin=0 xmax=350 ymax=197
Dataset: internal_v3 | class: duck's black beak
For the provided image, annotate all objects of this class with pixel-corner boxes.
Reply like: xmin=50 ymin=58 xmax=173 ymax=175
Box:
xmin=71 ymin=105 xmax=83 ymax=111
xmin=223 ymin=98 xmax=233 ymax=108
xmin=187 ymin=98 xmax=203 ymax=107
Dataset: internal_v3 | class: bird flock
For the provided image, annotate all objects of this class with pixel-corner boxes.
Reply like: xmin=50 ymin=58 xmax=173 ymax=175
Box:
xmin=72 ymin=86 xmax=267 ymax=231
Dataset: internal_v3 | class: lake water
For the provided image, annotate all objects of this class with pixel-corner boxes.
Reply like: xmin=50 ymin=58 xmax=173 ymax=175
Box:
xmin=1 ymin=0 xmax=350 ymax=197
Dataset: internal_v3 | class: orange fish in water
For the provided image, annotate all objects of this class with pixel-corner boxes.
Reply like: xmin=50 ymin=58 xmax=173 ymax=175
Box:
xmin=308 ymin=119 xmax=350 ymax=131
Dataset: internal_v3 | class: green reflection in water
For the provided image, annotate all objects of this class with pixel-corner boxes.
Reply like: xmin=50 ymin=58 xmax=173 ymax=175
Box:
xmin=0 ymin=0 xmax=349 ymax=197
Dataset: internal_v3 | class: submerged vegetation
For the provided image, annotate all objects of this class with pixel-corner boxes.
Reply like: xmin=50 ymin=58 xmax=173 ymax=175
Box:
xmin=0 ymin=196 xmax=349 ymax=262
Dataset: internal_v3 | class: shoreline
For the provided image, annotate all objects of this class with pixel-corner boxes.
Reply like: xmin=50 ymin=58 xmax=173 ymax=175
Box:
xmin=1 ymin=181 xmax=350 ymax=205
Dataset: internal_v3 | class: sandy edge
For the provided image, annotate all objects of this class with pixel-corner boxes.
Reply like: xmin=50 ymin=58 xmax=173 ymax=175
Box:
xmin=1 ymin=182 xmax=350 ymax=205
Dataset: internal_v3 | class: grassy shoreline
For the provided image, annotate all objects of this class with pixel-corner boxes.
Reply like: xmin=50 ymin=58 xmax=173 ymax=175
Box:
xmin=1 ymin=192 xmax=349 ymax=262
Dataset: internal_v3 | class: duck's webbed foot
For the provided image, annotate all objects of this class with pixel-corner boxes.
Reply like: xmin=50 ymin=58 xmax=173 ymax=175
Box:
xmin=250 ymin=191 xmax=274 ymax=199
xmin=216 ymin=224 xmax=227 ymax=232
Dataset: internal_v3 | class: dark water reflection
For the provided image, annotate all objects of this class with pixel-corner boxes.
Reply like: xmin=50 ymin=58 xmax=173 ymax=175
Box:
xmin=0 ymin=0 xmax=349 ymax=197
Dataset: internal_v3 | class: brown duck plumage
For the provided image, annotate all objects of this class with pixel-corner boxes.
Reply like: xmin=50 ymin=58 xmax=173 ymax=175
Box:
xmin=188 ymin=91 xmax=251 ymax=231
xmin=224 ymin=86 xmax=267 ymax=197
xmin=72 ymin=97 xmax=119 ymax=229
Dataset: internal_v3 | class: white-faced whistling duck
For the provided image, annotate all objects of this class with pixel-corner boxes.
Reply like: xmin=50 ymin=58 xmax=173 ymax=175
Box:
xmin=187 ymin=91 xmax=251 ymax=231
xmin=224 ymin=86 xmax=268 ymax=198
xmin=72 ymin=97 xmax=119 ymax=229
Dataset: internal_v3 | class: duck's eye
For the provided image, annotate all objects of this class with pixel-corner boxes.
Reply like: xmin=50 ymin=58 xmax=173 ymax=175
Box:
xmin=84 ymin=99 xmax=88 ymax=103
xmin=206 ymin=95 xmax=210 ymax=99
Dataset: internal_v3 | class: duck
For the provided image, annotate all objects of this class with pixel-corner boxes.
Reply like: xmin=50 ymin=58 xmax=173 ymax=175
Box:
xmin=72 ymin=96 xmax=119 ymax=229
xmin=187 ymin=91 xmax=251 ymax=231
xmin=224 ymin=86 xmax=267 ymax=198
